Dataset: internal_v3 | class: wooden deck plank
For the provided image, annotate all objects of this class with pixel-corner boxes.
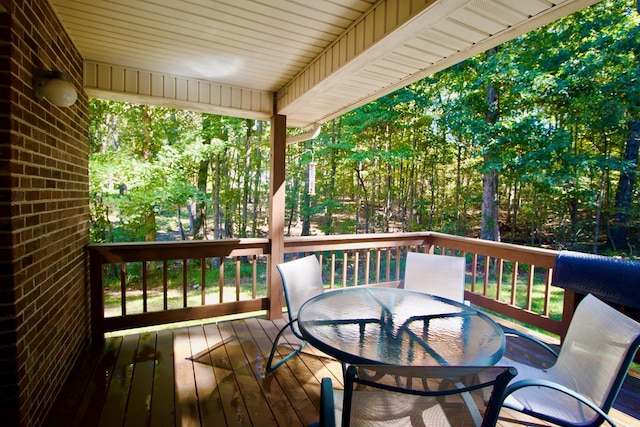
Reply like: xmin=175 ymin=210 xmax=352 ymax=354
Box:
xmin=231 ymin=318 xmax=305 ymax=426
xmin=187 ymin=325 xmax=226 ymax=427
xmin=70 ymin=336 xmax=122 ymax=427
xmin=201 ymin=322 xmax=252 ymax=426
xmin=256 ymin=317 xmax=326 ymax=422
xmin=217 ymin=321 xmax=279 ymax=427
xmin=245 ymin=316 xmax=324 ymax=423
xmin=98 ymin=334 xmax=140 ymax=427
xmin=174 ymin=327 xmax=201 ymax=427
xmin=275 ymin=316 xmax=338 ymax=388
xmin=47 ymin=316 xmax=640 ymax=427
xmin=43 ymin=342 xmax=105 ymax=427
xmin=124 ymin=332 xmax=157 ymax=427
xmin=150 ymin=329 xmax=175 ymax=427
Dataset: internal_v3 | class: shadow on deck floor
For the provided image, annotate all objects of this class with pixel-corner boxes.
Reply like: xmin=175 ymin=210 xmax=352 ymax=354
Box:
xmin=44 ymin=314 xmax=640 ymax=426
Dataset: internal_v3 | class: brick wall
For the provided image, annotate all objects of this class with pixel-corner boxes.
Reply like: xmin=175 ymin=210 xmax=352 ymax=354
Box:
xmin=0 ymin=1 xmax=90 ymax=426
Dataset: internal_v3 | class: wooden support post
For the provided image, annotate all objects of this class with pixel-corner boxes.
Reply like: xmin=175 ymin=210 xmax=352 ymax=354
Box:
xmin=89 ymin=249 xmax=106 ymax=346
xmin=268 ymin=114 xmax=286 ymax=320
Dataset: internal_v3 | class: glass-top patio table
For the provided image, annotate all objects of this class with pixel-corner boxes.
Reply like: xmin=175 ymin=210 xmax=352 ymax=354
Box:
xmin=297 ymin=287 xmax=505 ymax=366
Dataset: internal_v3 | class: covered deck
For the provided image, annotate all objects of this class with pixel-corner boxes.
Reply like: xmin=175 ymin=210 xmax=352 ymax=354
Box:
xmin=3 ymin=1 xmax=631 ymax=425
xmin=68 ymin=231 xmax=640 ymax=426
xmin=46 ymin=314 xmax=639 ymax=426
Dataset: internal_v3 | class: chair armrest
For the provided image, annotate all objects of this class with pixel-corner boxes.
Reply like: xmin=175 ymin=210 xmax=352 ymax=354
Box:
xmin=502 ymin=378 xmax=618 ymax=427
xmin=502 ymin=327 xmax=559 ymax=359
xmin=312 ymin=377 xmax=336 ymax=427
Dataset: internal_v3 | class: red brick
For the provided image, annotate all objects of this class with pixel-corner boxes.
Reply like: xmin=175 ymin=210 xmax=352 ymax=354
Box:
xmin=1 ymin=1 xmax=89 ymax=425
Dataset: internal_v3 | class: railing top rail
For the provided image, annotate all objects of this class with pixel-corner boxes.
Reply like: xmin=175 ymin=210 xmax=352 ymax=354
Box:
xmin=284 ymin=232 xmax=431 ymax=253
xmin=89 ymin=238 xmax=270 ymax=263
xmin=427 ymin=232 xmax=558 ymax=268
xmin=88 ymin=232 xmax=558 ymax=268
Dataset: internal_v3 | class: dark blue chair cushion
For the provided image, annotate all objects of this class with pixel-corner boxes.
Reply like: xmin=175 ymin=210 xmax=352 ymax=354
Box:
xmin=553 ymin=251 xmax=640 ymax=310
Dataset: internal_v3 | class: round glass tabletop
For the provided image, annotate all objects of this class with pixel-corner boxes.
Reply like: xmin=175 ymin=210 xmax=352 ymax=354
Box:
xmin=297 ymin=287 xmax=505 ymax=366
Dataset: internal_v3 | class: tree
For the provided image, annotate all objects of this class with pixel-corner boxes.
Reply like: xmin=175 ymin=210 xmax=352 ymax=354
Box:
xmin=608 ymin=3 xmax=640 ymax=250
xmin=481 ymin=47 xmax=501 ymax=241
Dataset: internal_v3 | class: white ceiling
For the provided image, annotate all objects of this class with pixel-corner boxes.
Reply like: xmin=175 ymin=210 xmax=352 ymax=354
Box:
xmin=51 ymin=0 xmax=600 ymax=129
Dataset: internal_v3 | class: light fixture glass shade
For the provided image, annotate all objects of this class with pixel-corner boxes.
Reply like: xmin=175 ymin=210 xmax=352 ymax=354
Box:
xmin=41 ymin=77 xmax=77 ymax=107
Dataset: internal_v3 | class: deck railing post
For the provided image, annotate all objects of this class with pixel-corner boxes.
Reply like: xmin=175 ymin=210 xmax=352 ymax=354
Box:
xmin=268 ymin=113 xmax=287 ymax=320
xmin=89 ymin=248 xmax=105 ymax=346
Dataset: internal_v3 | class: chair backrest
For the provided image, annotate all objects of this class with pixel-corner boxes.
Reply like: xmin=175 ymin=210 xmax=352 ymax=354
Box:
xmin=403 ymin=252 xmax=466 ymax=302
xmin=341 ymin=364 xmax=516 ymax=427
xmin=276 ymin=254 xmax=324 ymax=325
xmin=552 ymin=294 xmax=640 ymax=413
xmin=553 ymin=250 xmax=640 ymax=310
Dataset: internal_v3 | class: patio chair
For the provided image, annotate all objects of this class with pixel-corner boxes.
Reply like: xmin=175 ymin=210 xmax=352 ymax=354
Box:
xmin=312 ymin=364 xmax=516 ymax=427
xmin=403 ymin=251 xmax=466 ymax=303
xmin=498 ymin=293 xmax=640 ymax=427
xmin=266 ymin=254 xmax=325 ymax=373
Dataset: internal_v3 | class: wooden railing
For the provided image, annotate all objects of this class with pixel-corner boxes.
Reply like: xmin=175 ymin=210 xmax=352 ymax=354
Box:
xmin=89 ymin=238 xmax=271 ymax=343
xmin=88 ymin=232 xmax=564 ymax=344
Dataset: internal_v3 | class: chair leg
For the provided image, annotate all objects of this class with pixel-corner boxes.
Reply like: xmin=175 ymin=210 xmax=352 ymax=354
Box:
xmin=266 ymin=321 xmax=308 ymax=374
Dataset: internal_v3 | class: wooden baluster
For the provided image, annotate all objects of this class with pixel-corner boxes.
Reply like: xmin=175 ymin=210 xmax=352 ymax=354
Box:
xmin=342 ymin=251 xmax=348 ymax=288
xmin=483 ymin=256 xmax=490 ymax=296
xmin=163 ymin=260 xmax=168 ymax=311
xmin=142 ymin=261 xmax=148 ymax=313
xmin=526 ymin=266 xmax=535 ymax=311
xmin=365 ymin=250 xmax=371 ymax=285
xmin=200 ymin=258 xmax=206 ymax=305
xmin=236 ymin=257 xmax=241 ymax=301
xmin=252 ymin=255 xmax=257 ymax=299
xmin=510 ymin=261 xmax=519 ymax=306
xmin=330 ymin=251 xmax=336 ymax=289
xmin=496 ymin=258 xmax=504 ymax=301
xmin=354 ymin=250 xmax=360 ymax=287
xmin=182 ymin=259 xmax=188 ymax=308
xmin=121 ymin=261 xmax=127 ymax=316
xmin=219 ymin=258 xmax=225 ymax=304
xmin=543 ymin=266 xmax=552 ymax=317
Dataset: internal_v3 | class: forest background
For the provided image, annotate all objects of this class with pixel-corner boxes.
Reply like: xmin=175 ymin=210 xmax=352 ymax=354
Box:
xmin=89 ymin=0 xmax=640 ymax=257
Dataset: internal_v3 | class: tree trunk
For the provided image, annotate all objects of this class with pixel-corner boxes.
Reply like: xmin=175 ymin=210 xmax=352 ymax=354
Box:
xmin=141 ymin=106 xmax=157 ymax=241
xmin=301 ymin=190 xmax=311 ymax=236
xmin=286 ymin=156 xmax=303 ymax=236
xmin=190 ymin=159 xmax=209 ymax=238
xmin=480 ymin=47 xmax=501 ymax=242
xmin=177 ymin=206 xmax=186 ymax=240
xmin=455 ymin=138 xmax=463 ymax=233
xmin=609 ymin=120 xmax=640 ymax=250
xmin=481 ymin=169 xmax=500 ymax=241
xmin=356 ymin=165 xmax=369 ymax=233
xmin=144 ymin=209 xmax=156 ymax=241
xmin=325 ymin=119 xmax=339 ymax=233
xmin=251 ymin=121 xmax=263 ymax=236
xmin=241 ymin=119 xmax=252 ymax=238
xmin=212 ymin=155 xmax=221 ymax=239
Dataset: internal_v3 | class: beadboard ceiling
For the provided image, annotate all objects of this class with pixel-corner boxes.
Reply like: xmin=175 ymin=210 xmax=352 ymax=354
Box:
xmin=51 ymin=0 xmax=600 ymax=129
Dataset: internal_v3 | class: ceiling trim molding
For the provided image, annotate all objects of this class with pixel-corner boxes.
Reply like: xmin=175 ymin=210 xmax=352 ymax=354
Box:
xmin=278 ymin=0 xmax=601 ymax=129
xmin=84 ymin=60 xmax=273 ymax=120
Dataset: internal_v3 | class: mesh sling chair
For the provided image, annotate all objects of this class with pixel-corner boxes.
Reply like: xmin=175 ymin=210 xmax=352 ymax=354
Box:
xmin=403 ymin=252 xmax=466 ymax=303
xmin=313 ymin=364 xmax=517 ymax=427
xmin=498 ymin=294 xmax=640 ymax=427
xmin=265 ymin=254 xmax=324 ymax=373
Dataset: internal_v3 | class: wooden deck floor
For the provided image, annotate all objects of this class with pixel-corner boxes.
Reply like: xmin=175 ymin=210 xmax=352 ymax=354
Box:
xmin=45 ymin=314 xmax=640 ymax=427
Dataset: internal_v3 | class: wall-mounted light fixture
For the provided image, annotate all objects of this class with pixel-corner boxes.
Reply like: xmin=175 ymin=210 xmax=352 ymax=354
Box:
xmin=33 ymin=69 xmax=77 ymax=107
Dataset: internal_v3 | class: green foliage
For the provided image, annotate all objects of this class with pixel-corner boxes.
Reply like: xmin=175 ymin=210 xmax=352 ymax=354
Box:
xmin=89 ymin=1 xmax=640 ymax=254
